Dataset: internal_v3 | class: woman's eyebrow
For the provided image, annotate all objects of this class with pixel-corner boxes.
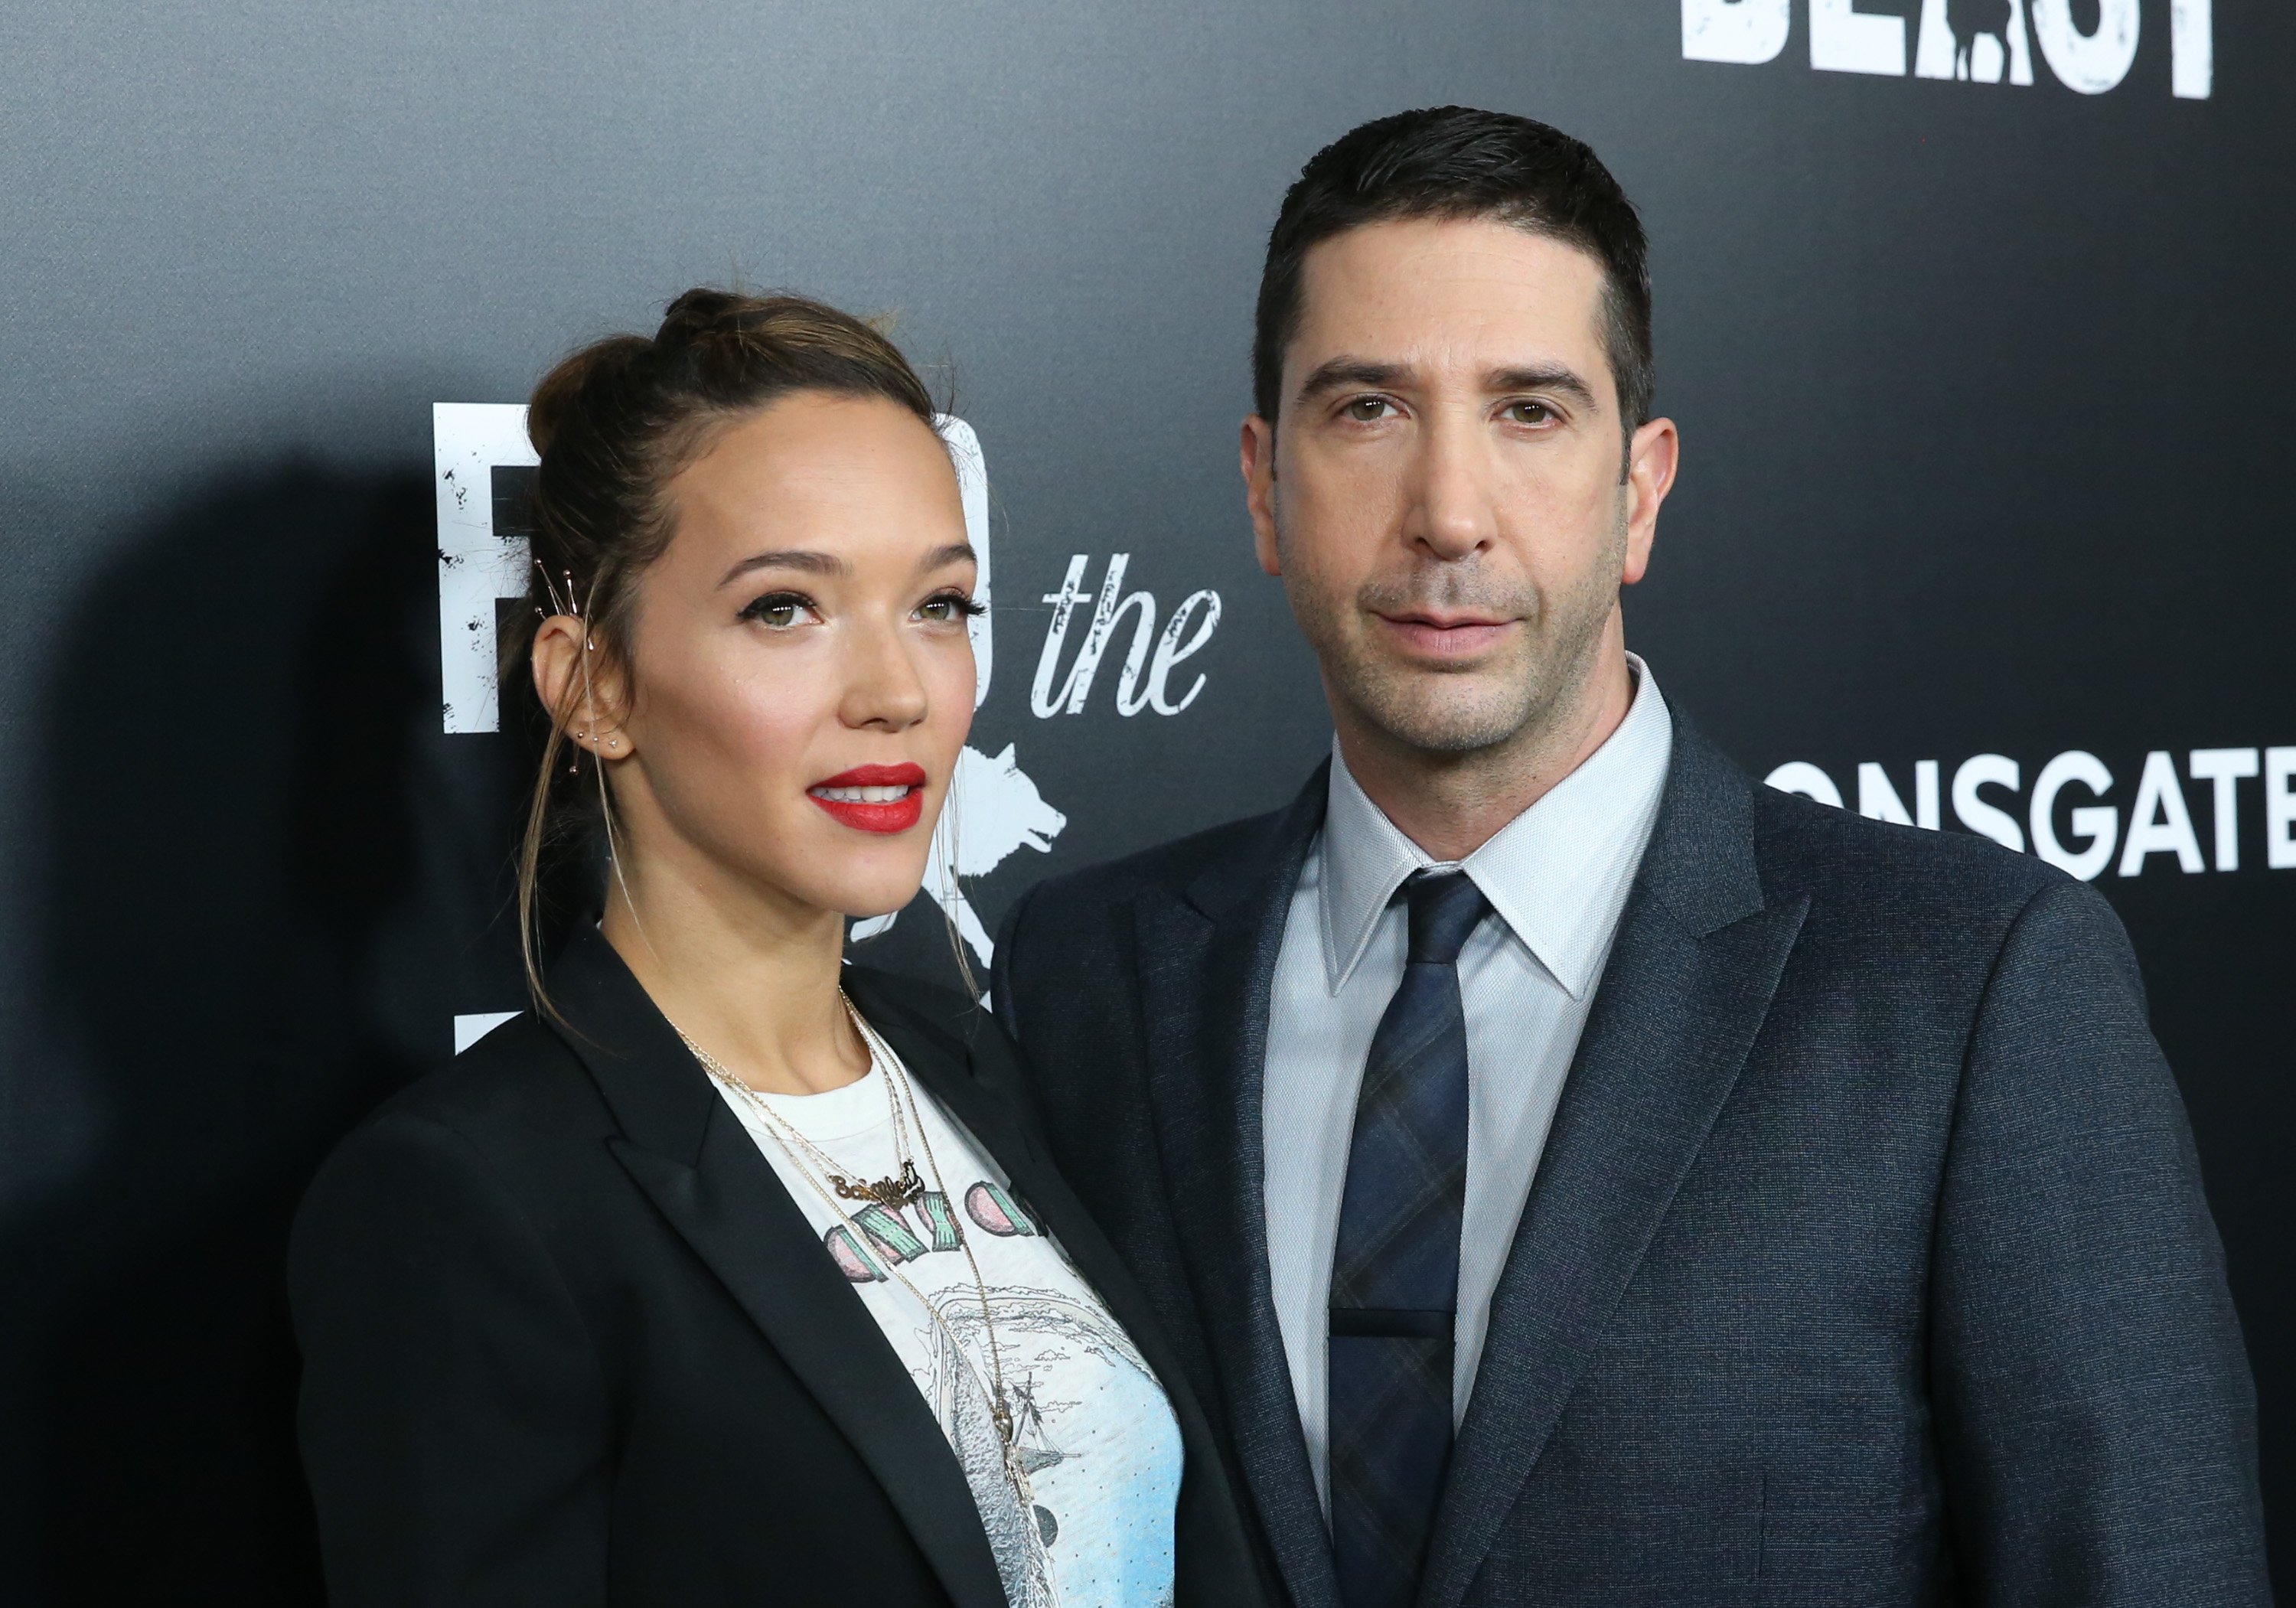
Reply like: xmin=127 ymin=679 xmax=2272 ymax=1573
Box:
xmin=915 ymin=543 xmax=978 ymax=572
xmin=717 ymin=550 xmax=849 ymax=587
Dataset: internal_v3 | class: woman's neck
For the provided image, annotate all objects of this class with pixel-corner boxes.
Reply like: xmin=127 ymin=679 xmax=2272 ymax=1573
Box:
xmin=598 ymin=850 xmax=869 ymax=1098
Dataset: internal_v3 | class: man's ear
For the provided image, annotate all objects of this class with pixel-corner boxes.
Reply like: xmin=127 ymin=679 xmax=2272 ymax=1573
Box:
xmin=530 ymin=614 xmax=634 ymax=758
xmin=1241 ymin=414 xmax=1282 ymax=577
xmin=1621 ymin=416 xmax=1679 ymax=587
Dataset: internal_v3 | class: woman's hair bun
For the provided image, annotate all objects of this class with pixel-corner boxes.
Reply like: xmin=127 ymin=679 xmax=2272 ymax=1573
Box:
xmin=525 ymin=334 xmax=650 ymax=456
xmin=654 ymin=288 xmax=752 ymax=350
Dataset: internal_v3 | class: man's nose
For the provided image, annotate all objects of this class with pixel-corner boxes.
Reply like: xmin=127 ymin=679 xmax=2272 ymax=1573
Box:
xmin=1402 ymin=413 xmax=1499 ymax=561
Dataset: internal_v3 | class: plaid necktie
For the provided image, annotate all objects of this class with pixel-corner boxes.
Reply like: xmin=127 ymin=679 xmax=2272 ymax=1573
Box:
xmin=1329 ymin=869 xmax=1488 ymax=1608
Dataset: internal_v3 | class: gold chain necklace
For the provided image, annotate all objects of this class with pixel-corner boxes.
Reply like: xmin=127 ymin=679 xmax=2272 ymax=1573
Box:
xmin=680 ymin=1007 xmax=925 ymax=1212
xmin=673 ymin=994 xmax=1031 ymax=1499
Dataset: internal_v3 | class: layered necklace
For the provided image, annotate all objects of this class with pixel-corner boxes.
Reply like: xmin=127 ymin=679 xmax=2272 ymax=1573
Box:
xmin=673 ymin=996 xmax=1033 ymax=1501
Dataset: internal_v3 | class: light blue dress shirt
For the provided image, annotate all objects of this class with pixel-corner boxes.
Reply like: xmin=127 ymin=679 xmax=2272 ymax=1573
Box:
xmin=1262 ymin=656 xmax=1675 ymax=1512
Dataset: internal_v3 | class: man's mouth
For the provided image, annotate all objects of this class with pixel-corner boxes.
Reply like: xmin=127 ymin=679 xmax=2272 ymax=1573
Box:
xmin=807 ymin=763 xmax=928 ymax=834
xmin=1373 ymin=610 xmax=1516 ymax=657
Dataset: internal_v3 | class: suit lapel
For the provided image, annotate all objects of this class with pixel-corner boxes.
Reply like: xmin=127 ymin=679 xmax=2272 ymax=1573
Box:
xmin=1137 ymin=770 xmax=1343 ymax=1608
xmin=1417 ymin=726 xmax=1807 ymax=1608
xmin=544 ymin=931 xmax=1009 ymax=1608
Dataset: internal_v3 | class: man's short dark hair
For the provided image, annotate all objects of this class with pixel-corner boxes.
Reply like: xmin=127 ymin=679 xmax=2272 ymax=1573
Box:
xmin=1252 ymin=106 xmax=1654 ymax=445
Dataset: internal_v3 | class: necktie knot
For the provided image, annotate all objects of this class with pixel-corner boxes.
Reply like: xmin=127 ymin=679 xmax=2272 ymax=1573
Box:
xmin=1405 ymin=870 xmax=1487 ymax=967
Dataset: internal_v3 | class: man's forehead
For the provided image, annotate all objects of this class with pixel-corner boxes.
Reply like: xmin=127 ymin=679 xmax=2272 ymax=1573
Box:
xmin=1292 ymin=216 xmax=1607 ymax=357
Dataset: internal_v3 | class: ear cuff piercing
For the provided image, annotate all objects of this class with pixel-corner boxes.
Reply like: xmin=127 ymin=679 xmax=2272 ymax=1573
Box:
xmin=534 ymin=564 xmax=601 ymax=647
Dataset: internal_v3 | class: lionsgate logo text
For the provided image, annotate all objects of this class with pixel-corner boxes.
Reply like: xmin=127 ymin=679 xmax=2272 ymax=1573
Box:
xmin=1765 ymin=745 xmax=2293 ymax=881
xmin=1683 ymin=0 xmax=2211 ymax=98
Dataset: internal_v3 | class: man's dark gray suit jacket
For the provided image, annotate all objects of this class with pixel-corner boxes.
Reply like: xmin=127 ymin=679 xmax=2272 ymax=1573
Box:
xmin=989 ymin=719 xmax=2271 ymax=1607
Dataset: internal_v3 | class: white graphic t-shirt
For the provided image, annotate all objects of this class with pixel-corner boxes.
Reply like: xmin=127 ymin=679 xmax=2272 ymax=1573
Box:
xmin=719 ymin=1031 xmax=1182 ymax=1608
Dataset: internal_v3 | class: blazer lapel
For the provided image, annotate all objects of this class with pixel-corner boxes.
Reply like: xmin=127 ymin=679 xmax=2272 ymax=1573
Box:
xmin=843 ymin=969 xmax=1272 ymax=1608
xmin=1137 ymin=768 xmax=1343 ymax=1608
xmin=1417 ymin=726 xmax=1808 ymax=1608
xmin=543 ymin=930 xmax=1009 ymax=1608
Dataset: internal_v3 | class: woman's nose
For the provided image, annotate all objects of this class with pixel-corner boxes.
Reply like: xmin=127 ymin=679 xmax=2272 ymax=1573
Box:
xmin=838 ymin=618 xmax=931 ymax=730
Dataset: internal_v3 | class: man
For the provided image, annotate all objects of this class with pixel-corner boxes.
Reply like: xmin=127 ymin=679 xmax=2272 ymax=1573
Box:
xmin=991 ymin=107 xmax=2268 ymax=1606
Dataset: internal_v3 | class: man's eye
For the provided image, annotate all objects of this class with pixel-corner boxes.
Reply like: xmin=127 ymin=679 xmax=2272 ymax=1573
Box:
xmin=1506 ymin=400 xmax=1554 ymax=426
xmin=1343 ymin=396 xmax=1394 ymax=422
xmin=739 ymin=592 xmax=814 ymax=630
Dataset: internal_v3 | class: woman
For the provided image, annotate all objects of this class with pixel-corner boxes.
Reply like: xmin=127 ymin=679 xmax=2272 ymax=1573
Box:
xmin=289 ymin=290 xmax=1263 ymax=1608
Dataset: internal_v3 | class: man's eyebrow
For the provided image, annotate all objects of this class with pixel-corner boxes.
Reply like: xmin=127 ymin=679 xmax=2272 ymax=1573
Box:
xmin=1489 ymin=365 xmax=1601 ymax=409
xmin=1293 ymin=357 xmax=1603 ymax=412
xmin=717 ymin=550 xmax=850 ymax=587
xmin=1294 ymin=358 xmax=1411 ymax=403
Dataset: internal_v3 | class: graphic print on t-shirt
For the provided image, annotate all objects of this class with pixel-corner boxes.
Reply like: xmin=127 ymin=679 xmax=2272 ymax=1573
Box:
xmin=823 ymin=1176 xmax=1039 ymax=1282
xmin=923 ymin=1281 xmax=1176 ymax=1608
xmin=720 ymin=1059 xmax=1181 ymax=1608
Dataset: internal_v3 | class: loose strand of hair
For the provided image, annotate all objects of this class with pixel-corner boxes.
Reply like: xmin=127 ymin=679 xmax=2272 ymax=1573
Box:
xmin=575 ymin=578 xmax=657 ymax=976
xmin=517 ymin=709 xmax=575 ymax=1028
xmin=937 ymin=768 xmax=980 ymax=1002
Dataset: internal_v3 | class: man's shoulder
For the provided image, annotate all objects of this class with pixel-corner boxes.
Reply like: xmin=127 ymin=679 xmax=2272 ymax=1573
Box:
xmin=1012 ymin=797 xmax=1304 ymax=935
xmin=1746 ymin=777 xmax=2075 ymax=927
xmin=991 ymin=778 xmax=1322 ymax=1039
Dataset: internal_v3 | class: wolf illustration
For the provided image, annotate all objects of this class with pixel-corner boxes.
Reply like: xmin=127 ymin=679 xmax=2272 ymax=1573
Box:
xmin=852 ymin=742 xmax=1067 ymax=968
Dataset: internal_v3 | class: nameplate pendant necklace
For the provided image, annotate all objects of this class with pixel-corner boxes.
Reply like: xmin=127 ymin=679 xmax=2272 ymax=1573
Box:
xmin=675 ymin=997 xmax=1033 ymax=1502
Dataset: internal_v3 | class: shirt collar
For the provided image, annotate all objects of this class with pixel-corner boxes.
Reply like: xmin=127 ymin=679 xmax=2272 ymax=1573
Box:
xmin=1319 ymin=653 xmax=1675 ymax=1001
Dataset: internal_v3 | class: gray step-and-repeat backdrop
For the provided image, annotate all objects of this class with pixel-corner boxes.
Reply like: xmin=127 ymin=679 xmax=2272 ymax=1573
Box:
xmin=2 ymin=3 xmax=2288 ymax=1598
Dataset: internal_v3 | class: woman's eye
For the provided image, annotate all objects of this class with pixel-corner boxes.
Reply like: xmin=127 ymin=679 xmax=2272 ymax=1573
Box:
xmin=1506 ymin=400 xmax=1554 ymax=426
xmin=739 ymin=592 xmax=814 ymax=630
xmin=917 ymin=591 xmax=985 ymax=625
xmin=1343 ymin=396 xmax=1394 ymax=423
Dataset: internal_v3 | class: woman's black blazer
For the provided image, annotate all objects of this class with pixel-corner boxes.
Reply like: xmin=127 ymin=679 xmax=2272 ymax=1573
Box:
xmin=289 ymin=925 xmax=1268 ymax=1608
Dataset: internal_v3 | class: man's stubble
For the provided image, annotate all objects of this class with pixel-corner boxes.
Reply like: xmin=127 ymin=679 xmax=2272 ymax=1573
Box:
xmin=1280 ymin=501 xmax=1627 ymax=762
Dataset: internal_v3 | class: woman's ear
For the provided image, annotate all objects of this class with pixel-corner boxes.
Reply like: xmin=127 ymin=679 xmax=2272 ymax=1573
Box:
xmin=530 ymin=614 xmax=634 ymax=758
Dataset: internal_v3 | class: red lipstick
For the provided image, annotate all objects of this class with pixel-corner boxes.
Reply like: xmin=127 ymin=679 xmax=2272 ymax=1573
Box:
xmin=807 ymin=762 xmax=928 ymax=834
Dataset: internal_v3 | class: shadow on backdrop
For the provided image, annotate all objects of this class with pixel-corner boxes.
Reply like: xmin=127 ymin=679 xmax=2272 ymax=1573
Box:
xmin=5 ymin=462 xmax=522 ymax=1604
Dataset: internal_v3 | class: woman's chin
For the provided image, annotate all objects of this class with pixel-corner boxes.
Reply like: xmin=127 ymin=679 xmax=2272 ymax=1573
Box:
xmin=827 ymin=876 xmax=930 ymax=924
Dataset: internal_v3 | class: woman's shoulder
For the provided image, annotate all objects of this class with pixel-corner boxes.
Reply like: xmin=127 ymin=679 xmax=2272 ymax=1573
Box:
xmin=382 ymin=1010 xmax=605 ymax=1133
xmin=289 ymin=1010 xmax=637 ymax=1302
xmin=306 ymin=1013 xmax=614 ymax=1209
xmin=287 ymin=1013 xmax=629 ymax=1344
